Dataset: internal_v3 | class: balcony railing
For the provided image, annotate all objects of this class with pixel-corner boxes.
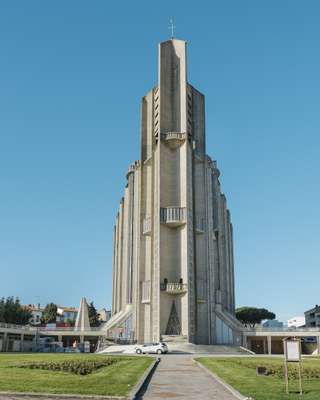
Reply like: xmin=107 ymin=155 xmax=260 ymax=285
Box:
xmin=160 ymin=207 xmax=186 ymax=227
xmin=160 ymin=282 xmax=188 ymax=294
xmin=40 ymin=326 xmax=102 ymax=332
xmin=0 ymin=322 xmax=37 ymax=331
xmin=195 ymin=214 xmax=205 ymax=233
xmin=161 ymin=132 xmax=186 ymax=149
xmin=0 ymin=322 xmax=102 ymax=333
xmin=142 ymin=216 xmax=152 ymax=235
xmin=244 ymin=326 xmax=320 ymax=333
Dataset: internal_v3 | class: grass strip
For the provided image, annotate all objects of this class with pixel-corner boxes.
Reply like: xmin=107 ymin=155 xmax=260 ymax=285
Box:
xmin=195 ymin=357 xmax=320 ymax=400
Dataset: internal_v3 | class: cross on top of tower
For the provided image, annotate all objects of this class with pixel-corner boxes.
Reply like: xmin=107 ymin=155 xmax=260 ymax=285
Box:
xmin=168 ymin=17 xmax=176 ymax=39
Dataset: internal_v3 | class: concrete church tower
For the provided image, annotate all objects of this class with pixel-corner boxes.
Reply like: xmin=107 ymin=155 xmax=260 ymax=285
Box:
xmin=108 ymin=39 xmax=242 ymax=345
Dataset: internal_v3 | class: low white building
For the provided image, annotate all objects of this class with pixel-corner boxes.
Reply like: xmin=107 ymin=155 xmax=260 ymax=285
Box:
xmin=288 ymin=316 xmax=305 ymax=328
xmin=305 ymin=305 xmax=320 ymax=328
xmin=26 ymin=303 xmax=81 ymax=326
xmin=26 ymin=304 xmax=44 ymax=325
xmin=56 ymin=306 xmax=78 ymax=323
xmin=98 ymin=308 xmax=111 ymax=323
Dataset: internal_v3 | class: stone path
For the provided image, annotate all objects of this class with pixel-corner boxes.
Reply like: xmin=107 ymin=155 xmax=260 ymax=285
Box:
xmin=138 ymin=355 xmax=239 ymax=400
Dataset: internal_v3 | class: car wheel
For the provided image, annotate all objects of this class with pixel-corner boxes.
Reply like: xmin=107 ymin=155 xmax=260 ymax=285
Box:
xmin=136 ymin=349 xmax=142 ymax=354
xmin=157 ymin=349 xmax=163 ymax=354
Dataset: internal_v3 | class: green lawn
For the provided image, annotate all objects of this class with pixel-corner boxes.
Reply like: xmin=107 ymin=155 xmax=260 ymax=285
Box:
xmin=0 ymin=353 xmax=153 ymax=396
xmin=196 ymin=357 xmax=320 ymax=400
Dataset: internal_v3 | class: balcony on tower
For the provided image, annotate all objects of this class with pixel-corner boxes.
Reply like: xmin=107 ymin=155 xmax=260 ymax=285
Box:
xmin=160 ymin=280 xmax=187 ymax=295
xmin=126 ymin=160 xmax=140 ymax=179
xmin=161 ymin=132 xmax=187 ymax=149
xmin=160 ymin=207 xmax=186 ymax=227
xmin=195 ymin=214 xmax=205 ymax=233
xmin=142 ymin=216 xmax=152 ymax=235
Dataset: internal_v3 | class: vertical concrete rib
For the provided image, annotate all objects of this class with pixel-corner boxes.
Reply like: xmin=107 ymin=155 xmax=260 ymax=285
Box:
xmin=229 ymin=221 xmax=236 ymax=312
xmin=112 ymin=224 xmax=117 ymax=314
xmin=158 ymin=39 xmax=188 ymax=340
xmin=117 ymin=199 xmax=124 ymax=312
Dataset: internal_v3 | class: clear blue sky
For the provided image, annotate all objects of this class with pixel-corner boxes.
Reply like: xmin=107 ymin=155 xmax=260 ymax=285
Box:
xmin=0 ymin=1 xmax=319 ymax=322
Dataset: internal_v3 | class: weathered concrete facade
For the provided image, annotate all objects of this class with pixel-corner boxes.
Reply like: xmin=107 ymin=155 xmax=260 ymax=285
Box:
xmin=109 ymin=39 xmax=241 ymax=344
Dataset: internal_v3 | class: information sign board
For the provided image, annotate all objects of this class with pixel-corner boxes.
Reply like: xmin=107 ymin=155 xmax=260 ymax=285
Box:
xmin=285 ymin=340 xmax=300 ymax=362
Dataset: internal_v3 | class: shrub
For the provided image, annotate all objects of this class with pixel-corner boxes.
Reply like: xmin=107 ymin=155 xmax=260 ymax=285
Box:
xmin=225 ymin=359 xmax=320 ymax=380
xmin=17 ymin=358 xmax=118 ymax=375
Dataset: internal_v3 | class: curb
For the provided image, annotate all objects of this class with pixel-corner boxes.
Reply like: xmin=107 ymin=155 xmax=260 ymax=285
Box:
xmin=193 ymin=359 xmax=252 ymax=400
xmin=0 ymin=392 xmax=125 ymax=400
xmin=128 ymin=357 xmax=160 ymax=400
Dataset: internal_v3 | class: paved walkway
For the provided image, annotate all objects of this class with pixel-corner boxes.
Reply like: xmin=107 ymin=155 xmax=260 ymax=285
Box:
xmin=139 ymin=355 xmax=239 ymax=400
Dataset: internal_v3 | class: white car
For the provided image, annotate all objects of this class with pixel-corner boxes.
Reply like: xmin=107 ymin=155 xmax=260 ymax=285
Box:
xmin=135 ymin=342 xmax=168 ymax=354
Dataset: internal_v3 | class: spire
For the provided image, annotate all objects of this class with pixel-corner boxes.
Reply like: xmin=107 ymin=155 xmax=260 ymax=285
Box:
xmin=159 ymin=38 xmax=187 ymax=133
xmin=74 ymin=297 xmax=90 ymax=331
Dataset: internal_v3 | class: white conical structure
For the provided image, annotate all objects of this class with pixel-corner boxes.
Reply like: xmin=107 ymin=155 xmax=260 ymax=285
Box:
xmin=74 ymin=297 xmax=90 ymax=331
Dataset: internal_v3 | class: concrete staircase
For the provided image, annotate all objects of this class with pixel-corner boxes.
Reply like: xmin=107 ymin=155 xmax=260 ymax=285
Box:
xmin=161 ymin=335 xmax=246 ymax=355
xmin=215 ymin=307 xmax=244 ymax=332
xmin=96 ymin=334 xmax=250 ymax=355
xmin=99 ymin=304 xmax=133 ymax=333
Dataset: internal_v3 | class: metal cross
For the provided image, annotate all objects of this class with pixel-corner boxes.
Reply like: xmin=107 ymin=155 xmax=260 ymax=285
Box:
xmin=168 ymin=17 xmax=176 ymax=39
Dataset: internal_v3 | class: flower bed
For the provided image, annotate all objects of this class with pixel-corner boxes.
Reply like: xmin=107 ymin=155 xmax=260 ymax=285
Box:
xmin=17 ymin=358 xmax=118 ymax=375
xmin=225 ymin=358 xmax=320 ymax=379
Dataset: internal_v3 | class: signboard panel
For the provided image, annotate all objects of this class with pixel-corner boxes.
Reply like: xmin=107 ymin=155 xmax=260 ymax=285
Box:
xmin=286 ymin=340 xmax=300 ymax=362
xmin=84 ymin=341 xmax=90 ymax=353
xmin=283 ymin=338 xmax=303 ymax=395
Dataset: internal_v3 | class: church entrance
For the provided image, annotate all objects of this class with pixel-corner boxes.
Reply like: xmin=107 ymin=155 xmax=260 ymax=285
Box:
xmin=165 ymin=301 xmax=181 ymax=335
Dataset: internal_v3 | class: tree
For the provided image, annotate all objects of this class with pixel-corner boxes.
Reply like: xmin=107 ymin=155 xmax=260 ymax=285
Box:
xmin=0 ymin=297 xmax=31 ymax=325
xmin=41 ymin=303 xmax=57 ymax=324
xmin=15 ymin=301 xmax=32 ymax=325
xmin=88 ymin=301 xmax=101 ymax=327
xmin=0 ymin=297 xmax=5 ymax=322
xmin=65 ymin=318 xmax=75 ymax=327
xmin=235 ymin=307 xmax=276 ymax=328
